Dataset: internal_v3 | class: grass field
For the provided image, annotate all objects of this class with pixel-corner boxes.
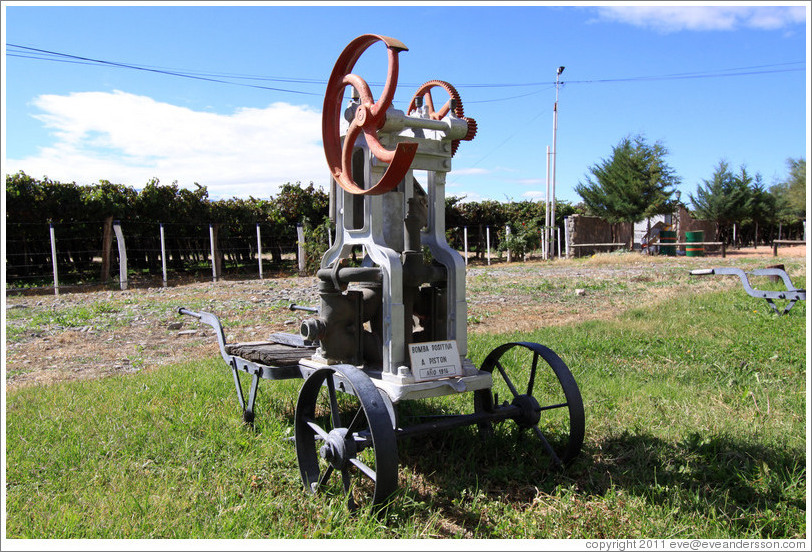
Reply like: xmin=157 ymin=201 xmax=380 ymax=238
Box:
xmin=5 ymin=266 xmax=807 ymax=540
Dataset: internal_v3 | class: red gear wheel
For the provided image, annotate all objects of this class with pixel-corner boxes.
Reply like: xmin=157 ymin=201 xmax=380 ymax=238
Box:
xmin=407 ymin=80 xmax=477 ymax=156
xmin=407 ymin=79 xmax=464 ymax=119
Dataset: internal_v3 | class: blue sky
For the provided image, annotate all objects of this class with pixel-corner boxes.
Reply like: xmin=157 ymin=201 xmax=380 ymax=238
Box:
xmin=2 ymin=2 xmax=808 ymax=207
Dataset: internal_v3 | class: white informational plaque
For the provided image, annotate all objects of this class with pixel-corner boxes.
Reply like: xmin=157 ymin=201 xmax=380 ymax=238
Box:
xmin=408 ymin=340 xmax=463 ymax=382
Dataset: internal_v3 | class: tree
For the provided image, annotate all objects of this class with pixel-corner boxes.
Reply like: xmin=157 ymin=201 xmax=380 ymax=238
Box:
xmin=689 ymin=161 xmax=751 ymax=243
xmin=770 ymin=157 xmax=806 ymax=220
xmin=746 ymin=173 xmax=775 ymax=246
xmin=764 ymin=157 xmax=806 ymax=241
xmin=575 ymin=135 xmax=680 ymax=245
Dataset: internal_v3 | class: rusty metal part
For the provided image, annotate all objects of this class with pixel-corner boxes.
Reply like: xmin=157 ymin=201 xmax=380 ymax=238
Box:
xmin=461 ymin=116 xmax=478 ymax=142
xmin=407 ymin=80 xmax=478 ymax=155
xmin=322 ymin=34 xmax=417 ymax=196
xmin=407 ymin=79 xmax=464 ymax=119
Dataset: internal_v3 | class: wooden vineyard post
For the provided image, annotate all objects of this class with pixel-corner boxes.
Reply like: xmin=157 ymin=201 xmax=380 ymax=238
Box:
xmin=160 ymin=223 xmax=168 ymax=287
xmin=113 ymin=220 xmax=128 ymax=290
xmin=256 ymin=223 xmax=263 ymax=279
xmin=506 ymin=225 xmax=511 ymax=263
xmin=463 ymin=226 xmax=468 ymax=266
xmin=209 ymin=224 xmax=222 ymax=282
xmin=100 ymin=215 xmax=114 ymax=283
xmin=486 ymin=226 xmax=491 ymax=265
xmin=49 ymin=222 xmax=59 ymax=295
xmin=297 ymin=224 xmax=306 ymax=274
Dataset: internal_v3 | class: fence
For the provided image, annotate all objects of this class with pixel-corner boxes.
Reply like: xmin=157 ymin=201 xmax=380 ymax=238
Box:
xmin=6 ymin=220 xmax=571 ymax=295
xmin=773 ymin=240 xmax=806 ymax=256
xmin=5 ymin=220 xmax=303 ymax=294
xmin=20 ymin=213 xmax=788 ymax=295
xmin=450 ymin=224 xmax=564 ymax=266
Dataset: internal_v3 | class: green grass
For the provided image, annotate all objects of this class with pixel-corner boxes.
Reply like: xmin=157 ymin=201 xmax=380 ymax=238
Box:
xmin=5 ymin=286 xmax=806 ymax=539
xmin=5 ymin=300 xmax=126 ymax=341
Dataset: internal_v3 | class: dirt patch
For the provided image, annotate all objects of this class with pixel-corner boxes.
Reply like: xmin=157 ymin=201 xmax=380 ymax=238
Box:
xmin=5 ymin=246 xmax=805 ymax=390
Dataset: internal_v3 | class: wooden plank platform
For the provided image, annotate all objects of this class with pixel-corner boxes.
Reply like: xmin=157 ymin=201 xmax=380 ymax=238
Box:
xmin=225 ymin=341 xmax=315 ymax=366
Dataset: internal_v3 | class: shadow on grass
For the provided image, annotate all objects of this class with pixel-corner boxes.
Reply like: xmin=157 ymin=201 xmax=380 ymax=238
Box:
xmin=246 ymin=380 xmax=803 ymax=538
xmin=392 ymin=421 xmax=805 ymax=538
xmin=392 ymin=412 xmax=580 ymax=536
xmin=578 ymin=430 xmax=806 ymax=538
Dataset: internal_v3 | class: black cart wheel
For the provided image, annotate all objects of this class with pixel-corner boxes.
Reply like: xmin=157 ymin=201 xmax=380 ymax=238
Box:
xmin=295 ymin=365 xmax=398 ymax=510
xmin=475 ymin=342 xmax=584 ymax=467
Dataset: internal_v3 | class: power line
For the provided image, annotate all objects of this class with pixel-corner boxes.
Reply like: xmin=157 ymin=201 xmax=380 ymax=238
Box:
xmin=6 ymin=43 xmax=806 ymax=102
xmin=9 ymin=43 xmax=557 ymax=104
xmin=565 ymin=66 xmax=804 ymax=85
xmin=6 ymin=44 xmax=324 ymax=97
xmin=464 ymin=85 xmax=556 ymax=104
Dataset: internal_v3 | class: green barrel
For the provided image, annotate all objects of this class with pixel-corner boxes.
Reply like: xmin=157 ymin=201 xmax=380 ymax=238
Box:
xmin=685 ymin=230 xmax=704 ymax=257
xmin=659 ymin=230 xmax=677 ymax=256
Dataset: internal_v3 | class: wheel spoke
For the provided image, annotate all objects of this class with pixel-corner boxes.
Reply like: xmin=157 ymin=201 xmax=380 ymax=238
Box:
xmin=341 ymin=467 xmax=359 ymax=511
xmin=526 ymin=352 xmax=539 ymax=396
xmin=352 ymin=429 xmax=373 ymax=450
xmin=341 ymin=466 xmax=352 ymax=494
xmin=349 ymin=458 xmax=378 ymax=481
xmin=495 ymin=360 xmax=520 ymax=398
xmin=306 ymin=419 xmax=331 ymax=441
xmin=326 ymin=375 xmax=342 ymax=429
xmin=317 ymin=465 xmax=334 ymax=490
xmin=539 ymin=402 xmax=569 ymax=412
xmin=346 ymin=405 xmax=365 ymax=435
xmin=532 ymin=425 xmax=562 ymax=467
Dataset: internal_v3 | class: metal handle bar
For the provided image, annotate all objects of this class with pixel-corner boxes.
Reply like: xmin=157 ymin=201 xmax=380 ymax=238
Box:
xmin=691 ymin=267 xmax=802 ymax=292
xmin=178 ymin=307 xmax=201 ymax=318
xmin=289 ymin=304 xmax=320 ymax=313
xmin=177 ymin=307 xmax=231 ymax=363
xmin=688 ymin=267 xmax=805 ymax=315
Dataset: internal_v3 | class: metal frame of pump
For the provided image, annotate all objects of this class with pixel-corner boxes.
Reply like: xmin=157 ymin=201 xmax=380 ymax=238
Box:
xmin=300 ymin=34 xmax=486 ymax=402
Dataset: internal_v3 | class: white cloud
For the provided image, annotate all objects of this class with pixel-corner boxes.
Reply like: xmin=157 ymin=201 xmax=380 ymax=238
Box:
xmin=593 ymin=6 xmax=806 ymax=33
xmin=521 ymin=190 xmax=547 ymax=201
xmin=6 ymin=90 xmax=326 ymax=198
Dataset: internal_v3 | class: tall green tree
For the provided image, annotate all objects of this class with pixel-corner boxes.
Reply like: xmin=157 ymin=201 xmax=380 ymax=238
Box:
xmin=770 ymin=157 xmax=806 ymax=221
xmin=689 ymin=161 xmax=751 ymax=243
xmin=746 ymin=173 xmax=775 ymax=246
xmin=575 ymin=135 xmax=680 ymax=245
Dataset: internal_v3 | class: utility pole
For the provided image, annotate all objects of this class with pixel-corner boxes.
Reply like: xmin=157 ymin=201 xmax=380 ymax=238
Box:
xmin=544 ymin=145 xmax=551 ymax=260
xmin=550 ymin=65 xmax=564 ymax=260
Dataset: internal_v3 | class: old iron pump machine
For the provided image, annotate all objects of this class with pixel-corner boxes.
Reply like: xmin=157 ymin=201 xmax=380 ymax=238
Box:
xmin=305 ymin=33 xmax=482 ymax=398
xmin=180 ymin=34 xmax=584 ymax=509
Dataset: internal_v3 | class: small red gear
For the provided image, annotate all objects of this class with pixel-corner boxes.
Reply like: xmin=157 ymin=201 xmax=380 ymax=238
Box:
xmin=461 ymin=116 xmax=478 ymax=142
xmin=407 ymin=80 xmax=476 ymax=156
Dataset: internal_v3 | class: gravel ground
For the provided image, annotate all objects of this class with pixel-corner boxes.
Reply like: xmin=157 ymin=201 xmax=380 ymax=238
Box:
xmin=5 ymin=246 xmax=805 ymax=389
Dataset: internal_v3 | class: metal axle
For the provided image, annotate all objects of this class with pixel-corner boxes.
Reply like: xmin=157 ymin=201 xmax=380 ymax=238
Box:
xmin=394 ymin=404 xmax=521 ymax=440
